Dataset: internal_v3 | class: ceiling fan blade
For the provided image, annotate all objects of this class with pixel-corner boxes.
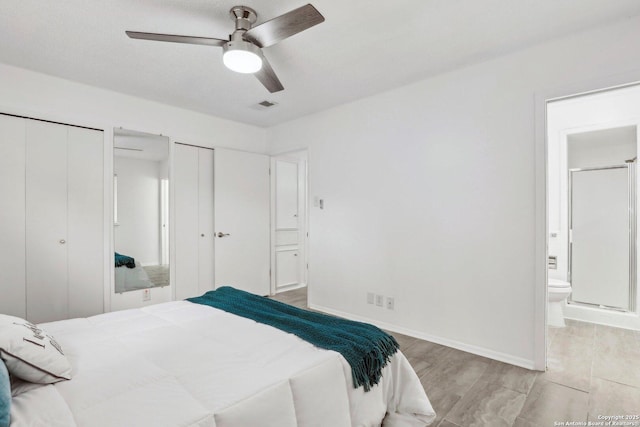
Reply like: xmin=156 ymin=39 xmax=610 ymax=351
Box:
xmin=244 ymin=4 xmax=324 ymax=48
xmin=126 ymin=31 xmax=226 ymax=47
xmin=254 ymin=55 xmax=284 ymax=93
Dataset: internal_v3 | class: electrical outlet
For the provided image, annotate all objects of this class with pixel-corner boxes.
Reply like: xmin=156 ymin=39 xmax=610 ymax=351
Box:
xmin=375 ymin=294 xmax=384 ymax=307
xmin=386 ymin=297 xmax=395 ymax=310
xmin=367 ymin=292 xmax=374 ymax=304
xmin=142 ymin=288 xmax=151 ymax=302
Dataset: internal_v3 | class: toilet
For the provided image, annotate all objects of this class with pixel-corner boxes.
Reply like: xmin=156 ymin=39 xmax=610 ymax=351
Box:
xmin=548 ymin=279 xmax=572 ymax=327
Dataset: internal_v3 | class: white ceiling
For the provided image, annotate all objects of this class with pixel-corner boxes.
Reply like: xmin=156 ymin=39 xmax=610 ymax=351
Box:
xmin=1 ymin=1 xmax=640 ymax=128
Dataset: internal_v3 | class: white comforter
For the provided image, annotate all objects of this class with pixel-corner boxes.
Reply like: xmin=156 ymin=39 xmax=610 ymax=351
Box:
xmin=10 ymin=301 xmax=435 ymax=426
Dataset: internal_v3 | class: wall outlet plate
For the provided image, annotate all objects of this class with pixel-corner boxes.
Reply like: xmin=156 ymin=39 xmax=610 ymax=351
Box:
xmin=367 ymin=292 xmax=374 ymax=304
xmin=375 ymin=294 xmax=384 ymax=307
xmin=386 ymin=297 xmax=394 ymax=310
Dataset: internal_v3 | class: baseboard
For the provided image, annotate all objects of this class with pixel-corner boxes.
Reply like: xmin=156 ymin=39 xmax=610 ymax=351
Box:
xmin=276 ymin=283 xmax=307 ymax=293
xmin=309 ymin=303 xmax=538 ymax=371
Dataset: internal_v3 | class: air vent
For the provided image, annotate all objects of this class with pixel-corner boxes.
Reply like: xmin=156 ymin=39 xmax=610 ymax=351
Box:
xmin=258 ymin=100 xmax=277 ymax=108
xmin=251 ymin=100 xmax=279 ymax=111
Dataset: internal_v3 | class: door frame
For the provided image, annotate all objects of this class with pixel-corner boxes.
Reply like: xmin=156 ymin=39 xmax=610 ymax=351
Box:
xmin=270 ymin=149 xmax=309 ymax=295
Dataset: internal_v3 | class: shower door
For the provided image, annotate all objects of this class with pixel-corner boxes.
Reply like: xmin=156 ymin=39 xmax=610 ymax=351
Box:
xmin=569 ymin=164 xmax=635 ymax=311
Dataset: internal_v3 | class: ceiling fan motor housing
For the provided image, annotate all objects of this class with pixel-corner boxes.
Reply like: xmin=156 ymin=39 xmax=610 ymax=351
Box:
xmin=230 ymin=6 xmax=257 ymax=32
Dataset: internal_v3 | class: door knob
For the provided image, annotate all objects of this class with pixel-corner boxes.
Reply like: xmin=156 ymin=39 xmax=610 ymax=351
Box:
xmin=59 ymin=239 xmax=66 ymax=244
xmin=217 ymin=232 xmax=230 ymax=238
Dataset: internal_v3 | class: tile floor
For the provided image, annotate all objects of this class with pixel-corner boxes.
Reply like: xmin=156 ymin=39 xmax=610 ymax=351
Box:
xmin=270 ymin=287 xmax=640 ymax=427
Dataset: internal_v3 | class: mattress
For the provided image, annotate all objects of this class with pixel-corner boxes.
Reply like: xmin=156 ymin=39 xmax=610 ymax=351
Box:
xmin=9 ymin=301 xmax=435 ymax=426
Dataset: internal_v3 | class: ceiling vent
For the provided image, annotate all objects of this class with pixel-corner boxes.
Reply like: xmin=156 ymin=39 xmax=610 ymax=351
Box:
xmin=252 ymin=100 xmax=279 ymax=111
xmin=258 ymin=100 xmax=277 ymax=108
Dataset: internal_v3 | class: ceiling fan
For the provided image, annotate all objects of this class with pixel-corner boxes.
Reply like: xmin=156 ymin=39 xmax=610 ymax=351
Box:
xmin=126 ymin=4 xmax=325 ymax=93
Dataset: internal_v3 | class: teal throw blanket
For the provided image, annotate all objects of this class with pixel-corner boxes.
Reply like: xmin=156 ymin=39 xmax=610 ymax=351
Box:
xmin=114 ymin=252 xmax=135 ymax=269
xmin=187 ymin=286 xmax=399 ymax=392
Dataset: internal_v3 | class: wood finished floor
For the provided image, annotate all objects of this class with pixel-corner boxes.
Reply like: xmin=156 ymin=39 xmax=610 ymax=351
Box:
xmin=142 ymin=264 xmax=169 ymax=287
xmin=270 ymin=287 xmax=640 ymax=427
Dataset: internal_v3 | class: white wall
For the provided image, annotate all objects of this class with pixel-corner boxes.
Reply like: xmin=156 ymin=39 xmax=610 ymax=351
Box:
xmin=114 ymin=156 xmax=163 ymax=266
xmin=268 ymin=16 xmax=640 ymax=368
xmin=0 ymin=62 xmax=267 ymax=152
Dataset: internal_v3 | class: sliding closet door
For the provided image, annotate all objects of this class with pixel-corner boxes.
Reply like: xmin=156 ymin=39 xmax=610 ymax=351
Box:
xmin=175 ymin=144 xmax=215 ymax=299
xmin=174 ymin=144 xmax=200 ymax=300
xmin=67 ymin=127 xmax=104 ymax=318
xmin=26 ymin=121 xmax=68 ymax=323
xmin=1 ymin=116 xmax=103 ymax=323
xmin=0 ymin=115 xmax=26 ymax=318
xmin=198 ymin=148 xmax=215 ymax=295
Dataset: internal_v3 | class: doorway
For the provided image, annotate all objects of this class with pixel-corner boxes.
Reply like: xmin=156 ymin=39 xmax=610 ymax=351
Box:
xmin=270 ymin=150 xmax=308 ymax=295
xmin=546 ymin=85 xmax=640 ymax=332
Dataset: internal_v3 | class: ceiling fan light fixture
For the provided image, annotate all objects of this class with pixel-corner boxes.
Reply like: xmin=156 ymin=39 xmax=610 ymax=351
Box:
xmin=222 ymin=40 xmax=262 ymax=74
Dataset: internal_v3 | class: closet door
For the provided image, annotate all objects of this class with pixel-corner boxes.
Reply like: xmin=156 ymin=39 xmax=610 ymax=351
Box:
xmin=197 ymin=148 xmax=215 ymax=295
xmin=67 ymin=127 xmax=104 ymax=318
xmin=0 ymin=115 xmax=26 ymax=318
xmin=175 ymin=143 xmax=215 ymax=299
xmin=214 ymin=148 xmax=270 ymax=295
xmin=26 ymin=121 xmax=68 ymax=323
xmin=174 ymin=143 xmax=200 ymax=300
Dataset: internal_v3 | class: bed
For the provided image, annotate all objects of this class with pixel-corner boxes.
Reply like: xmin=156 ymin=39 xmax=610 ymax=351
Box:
xmin=114 ymin=263 xmax=153 ymax=293
xmin=114 ymin=252 xmax=156 ymax=293
xmin=2 ymin=289 xmax=436 ymax=426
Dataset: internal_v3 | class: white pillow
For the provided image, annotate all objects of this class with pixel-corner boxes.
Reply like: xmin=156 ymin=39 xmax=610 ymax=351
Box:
xmin=0 ymin=315 xmax=72 ymax=384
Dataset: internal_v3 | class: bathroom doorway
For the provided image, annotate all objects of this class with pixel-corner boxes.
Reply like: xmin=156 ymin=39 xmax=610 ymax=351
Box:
xmin=546 ymin=85 xmax=640 ymax=330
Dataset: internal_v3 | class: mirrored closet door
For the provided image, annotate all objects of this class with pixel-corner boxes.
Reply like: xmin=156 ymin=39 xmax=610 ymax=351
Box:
xmin=113 ymin=128 xmax=170 ymax=293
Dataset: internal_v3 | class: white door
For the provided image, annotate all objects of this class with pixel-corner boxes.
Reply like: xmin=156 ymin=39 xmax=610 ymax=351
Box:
xmin=174 ymin=143 xmax=201 ymax=300
xmin=270 ymin=154 xmax=308 ymax=294
xmin=197 ymin=148 xmax=215 ymax=295
xmin=67 ymin=127 xmax=104 ymax=318
xmin=570 ymin=166 xmax=630 ymax=310
xmin=0 ymin=115 xmax=26 ymax=318
xmin=174 ymin=143 xmax=215 ymax=299
xmin=214 ymin=148 xmax=270 ymax=295
xmin=26 ymin=121 xmax=68 ymax=323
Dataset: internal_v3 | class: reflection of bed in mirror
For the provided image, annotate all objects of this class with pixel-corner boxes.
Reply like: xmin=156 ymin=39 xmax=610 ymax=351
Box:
xmin=113 ymin=128 xmax=170 ymax=293
xmin=114 ymin=252 xmax=169 ymax=293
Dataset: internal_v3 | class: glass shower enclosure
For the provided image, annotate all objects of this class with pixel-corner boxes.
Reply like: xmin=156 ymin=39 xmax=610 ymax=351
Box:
xmin=568 ymin=162 xmax=636 ymax=312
